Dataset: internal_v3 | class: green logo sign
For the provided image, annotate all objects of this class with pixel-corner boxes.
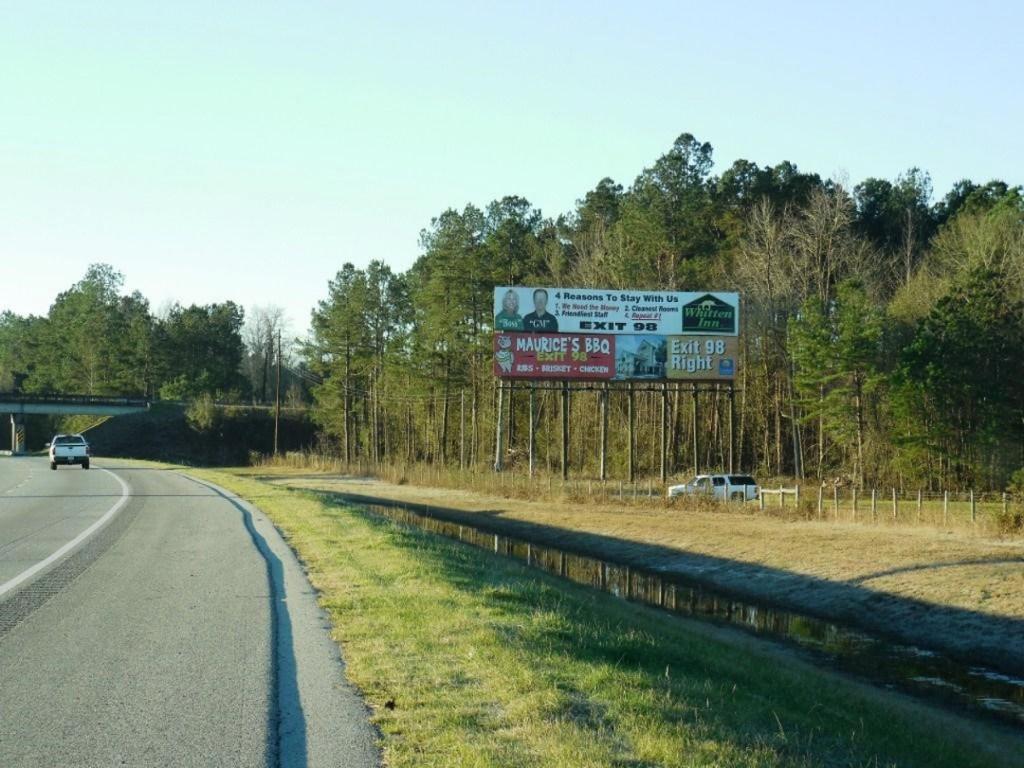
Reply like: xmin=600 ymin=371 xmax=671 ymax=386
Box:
xmin=682 ymin=294 xmax=736 ymax=333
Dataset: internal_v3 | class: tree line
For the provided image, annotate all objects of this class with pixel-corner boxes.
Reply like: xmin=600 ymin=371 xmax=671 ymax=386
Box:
xmin=0 ymin=264 xmax=307 ymax=406
xmin=305 ymin=133 xmax=1024 ymax=490
xmin=3 ymin=132 xmax=1021 ymax=488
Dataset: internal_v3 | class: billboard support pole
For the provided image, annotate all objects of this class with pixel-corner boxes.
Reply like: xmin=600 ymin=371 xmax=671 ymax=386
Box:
xmin=692 ymin=384 xmax=699 ymax=477
xmin=494 ymin=381 xmax=505 ymax=472
xmin=528 ymin=384 xmax=536 ymax=477
xmin=560 ymin=380 xmax=570 ymax=481
xmin=627 ymin=383 xmax=635 ymax=482
xmin=728 ymin=385 xmax=736 ymax=473
xmin=599 ymin=384 xmax=609 ymax=481
xmin=459 ymin=389 xmax=466 ymax=470
xmin=507 ymin=386 xmax=515 ymax=456
xmin=660 ymin=383 xmax=668 ymax=483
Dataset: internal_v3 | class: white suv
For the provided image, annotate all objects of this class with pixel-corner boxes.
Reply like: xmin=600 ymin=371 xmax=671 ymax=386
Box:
xmin=667 ymin=474 xmax=758 ymax=501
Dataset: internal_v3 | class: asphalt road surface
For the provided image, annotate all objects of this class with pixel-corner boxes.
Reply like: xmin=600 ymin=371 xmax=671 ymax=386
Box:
xmin=0 ymin=456 xmax=379 ymax=767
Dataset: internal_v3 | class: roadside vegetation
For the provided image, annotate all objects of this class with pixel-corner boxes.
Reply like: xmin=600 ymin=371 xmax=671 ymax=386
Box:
xmin=240 ymin=463 xmax=1024 ymax=673
xmin=193 ymin=468 xmax=1023 ymax=768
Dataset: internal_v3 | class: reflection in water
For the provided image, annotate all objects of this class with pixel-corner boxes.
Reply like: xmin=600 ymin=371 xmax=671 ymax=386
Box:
xmin=361 ymin=502 xmax=1024 ymax=727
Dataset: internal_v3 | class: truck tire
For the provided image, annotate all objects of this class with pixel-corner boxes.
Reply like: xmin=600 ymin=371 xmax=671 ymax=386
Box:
xmin=50 ymin=461 xmax=57 ymax=470
xmin=82 ymin=460 xmax=90 ymax=470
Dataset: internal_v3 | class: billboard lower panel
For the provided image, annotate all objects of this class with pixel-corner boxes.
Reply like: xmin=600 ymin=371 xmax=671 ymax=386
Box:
xmin=494 ymin=333 xmax=737 ymax=381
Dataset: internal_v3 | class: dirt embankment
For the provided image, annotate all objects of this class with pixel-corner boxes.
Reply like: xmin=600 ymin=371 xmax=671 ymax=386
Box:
xmin=261 ymin=471 xmax=1024 ymax=674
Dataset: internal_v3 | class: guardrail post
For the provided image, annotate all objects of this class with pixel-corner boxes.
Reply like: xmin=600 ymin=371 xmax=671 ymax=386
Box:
xmin=971 ymin=490 xmax=976 ymax=523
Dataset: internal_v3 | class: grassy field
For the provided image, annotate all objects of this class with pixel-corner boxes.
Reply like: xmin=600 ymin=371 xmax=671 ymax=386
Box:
xmin=242 ymin=465 xmax=1024 ymax=673
xmin=192 ymin=467 xmax=1022 ymax=768
xmin=258 ymin=453 xmax=1024 ymax=533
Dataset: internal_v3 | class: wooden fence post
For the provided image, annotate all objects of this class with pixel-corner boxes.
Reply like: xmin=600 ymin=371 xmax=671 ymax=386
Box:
xmin=817 ymin=486 xmax=823 ymax=519
xmin=971 ymin=490 xmax=976 ymax=524
xmin=778 ymin=485 xmax=784 ymax=510
xmin=852 ymin=487 xmax=858 ymax=521
xmin=1003 ymin=492 xmax=1009 ymax=519
xmin=943 ymin=490 xmax=948 ymax=526
xmin=916 ymin=490 xmax=922 ymax=523
xmin=795 ymin=485 xmax=801 ymax=510
xmin=892 ymin=488 xmax=898 ymax=520
xmin=833 ymin=486 xmax=839 ymax=520
xmin=759 ymin=492 xmax=765 ymax=512
xmin=871 ymin=488 xmax=877 ymax=521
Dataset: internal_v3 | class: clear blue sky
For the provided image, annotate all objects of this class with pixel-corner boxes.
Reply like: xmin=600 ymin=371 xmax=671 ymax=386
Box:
xmin=2 ymin=1 xmax=1021 ymax=333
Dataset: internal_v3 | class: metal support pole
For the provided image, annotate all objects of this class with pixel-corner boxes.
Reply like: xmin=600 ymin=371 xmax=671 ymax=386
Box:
xmin=660 ymin=383 xmax=668 ymax=483
xmin=599 ymin=385 xmax=608 ymax=481
xmin=727 ymin=385 xmax=735 ymax=473
xmin=528 ymin=384 xmax=536 ymax=477
xmin=560 ymin=381 xmax=569 ymax=481
xmin=691 ymin=384 xmax=699 ymax=478
xmin=459 ymin=389 xmax=466 ymax=470
xmin=494 ymin=381 xmax=505 ymax=472
xmin=273 ymin=330 xmax=282 ymax=456
xmin=627 ymin=383 xmax=635 ymax=482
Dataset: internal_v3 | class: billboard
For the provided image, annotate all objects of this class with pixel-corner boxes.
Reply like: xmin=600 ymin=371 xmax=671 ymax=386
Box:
xmin=493 ymin=287 xmax=739 ymax=336
xmin=493 ymin=333 xmax=737 ymax=381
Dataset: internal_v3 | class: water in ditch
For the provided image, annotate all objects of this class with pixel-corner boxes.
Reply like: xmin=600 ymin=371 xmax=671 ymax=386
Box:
xmin=357 ymin=499 xmax=1024 ymax=728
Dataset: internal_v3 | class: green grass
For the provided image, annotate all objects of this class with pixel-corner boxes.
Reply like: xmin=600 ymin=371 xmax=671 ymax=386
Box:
xmin=193 ymin=468 xmax=1024 ymax=768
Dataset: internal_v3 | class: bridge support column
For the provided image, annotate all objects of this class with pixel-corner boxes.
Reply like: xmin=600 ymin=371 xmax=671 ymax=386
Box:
xmin=10 ymin=414 xmax=26 ymax=455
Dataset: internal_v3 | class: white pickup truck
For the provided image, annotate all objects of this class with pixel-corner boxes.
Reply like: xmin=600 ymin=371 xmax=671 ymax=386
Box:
xmin=48 ymin=434 xmax=91 ymax=470
xmin=667 ymin=473 xmax=758 ymax=501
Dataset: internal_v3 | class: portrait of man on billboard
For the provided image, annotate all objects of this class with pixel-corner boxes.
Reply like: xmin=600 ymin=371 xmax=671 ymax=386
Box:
xmin=494 ymin=289 xmax=524 ymax=331
xmin=522 ymin=288 xmax=559 ymax=332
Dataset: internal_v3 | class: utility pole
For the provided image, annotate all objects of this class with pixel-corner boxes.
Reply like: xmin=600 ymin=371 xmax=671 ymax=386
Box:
xmin=274 ymin=330 xmax=282 ymax=456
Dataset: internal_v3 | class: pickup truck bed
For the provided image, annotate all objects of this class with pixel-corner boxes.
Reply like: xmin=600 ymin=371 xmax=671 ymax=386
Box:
xmin=49 ymin=435 xmax=91 ymax=470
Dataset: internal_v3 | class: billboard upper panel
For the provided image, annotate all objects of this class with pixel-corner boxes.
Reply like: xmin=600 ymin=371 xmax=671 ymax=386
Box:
xmin=493 ymin=287 xmax=739 ymax=335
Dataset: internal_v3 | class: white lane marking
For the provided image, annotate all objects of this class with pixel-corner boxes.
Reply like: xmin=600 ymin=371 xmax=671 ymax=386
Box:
xmin=0 ymin=468 xmax=130 ymax=599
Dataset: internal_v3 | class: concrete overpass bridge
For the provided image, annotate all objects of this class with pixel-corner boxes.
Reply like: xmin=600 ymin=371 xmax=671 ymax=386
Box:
xmin=0 ymin=394 xmax=150 ymax=454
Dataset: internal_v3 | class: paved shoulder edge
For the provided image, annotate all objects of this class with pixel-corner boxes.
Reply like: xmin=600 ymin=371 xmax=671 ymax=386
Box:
xmin=181 ymin=472 xmax=381 ymax=768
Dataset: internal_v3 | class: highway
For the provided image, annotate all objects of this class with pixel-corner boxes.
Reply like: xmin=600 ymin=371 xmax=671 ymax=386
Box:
xmin=0 ymin=457 xmax=379 ymax=767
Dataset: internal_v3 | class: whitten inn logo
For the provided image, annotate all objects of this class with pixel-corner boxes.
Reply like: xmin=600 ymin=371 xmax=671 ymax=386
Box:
xmin=682 ymin=294 xmax=736 ymax=333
